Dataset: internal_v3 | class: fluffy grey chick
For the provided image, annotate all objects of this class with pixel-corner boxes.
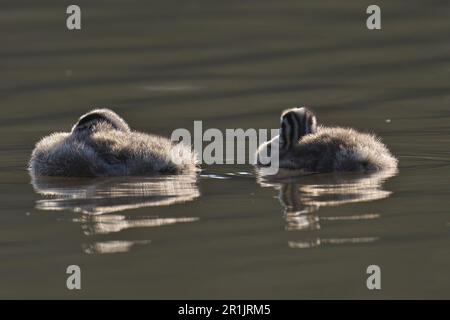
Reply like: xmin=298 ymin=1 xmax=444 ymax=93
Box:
xmin=29 ymin=109 xmax=198 ymax=177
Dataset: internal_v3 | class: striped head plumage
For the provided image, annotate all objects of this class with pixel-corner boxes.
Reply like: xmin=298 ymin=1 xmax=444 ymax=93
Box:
xmin=71 ymin=108 xmax=130 ymax=133
xmin=279 ymin=107 xmax=317 ymax=150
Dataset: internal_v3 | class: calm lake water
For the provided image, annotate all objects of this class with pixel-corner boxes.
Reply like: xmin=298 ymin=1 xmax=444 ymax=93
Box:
xmin=1 ymin=0 xmax=450 ymax=298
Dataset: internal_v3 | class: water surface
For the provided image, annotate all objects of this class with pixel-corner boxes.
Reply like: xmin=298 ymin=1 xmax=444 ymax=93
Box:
xmin=1 ymin=0 xmax=450 ymax=298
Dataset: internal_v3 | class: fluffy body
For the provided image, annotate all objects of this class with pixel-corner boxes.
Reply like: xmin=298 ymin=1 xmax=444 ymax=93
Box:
xmin=256 ymin=108 xmax=397 ymax=172
xmin=29 ymin=109 xmax=198 ymax=177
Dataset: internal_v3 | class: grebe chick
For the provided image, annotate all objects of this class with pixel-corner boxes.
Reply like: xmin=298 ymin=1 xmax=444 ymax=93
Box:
xmin=256 ymin=107 xmax=397 ymax=172
xmin=29 ymin=109 xmax=198 ymax=177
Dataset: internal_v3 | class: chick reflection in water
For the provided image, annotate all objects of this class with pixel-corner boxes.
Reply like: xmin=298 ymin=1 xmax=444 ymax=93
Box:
xmin=32 ymin=174 xmax=200 ymax=254
xmin=258 ymin=168 xmax=397 ymax=249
